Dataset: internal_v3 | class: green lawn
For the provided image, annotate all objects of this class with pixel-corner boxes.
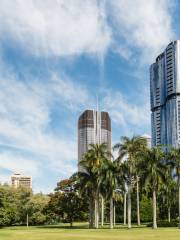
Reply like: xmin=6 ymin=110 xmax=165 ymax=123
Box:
xmin=1 ymin=224 xmax=180 ymax=240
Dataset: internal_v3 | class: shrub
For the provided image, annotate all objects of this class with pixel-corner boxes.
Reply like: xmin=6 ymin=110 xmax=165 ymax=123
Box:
xmin=147 ymin=220 xmax=178 ymax=227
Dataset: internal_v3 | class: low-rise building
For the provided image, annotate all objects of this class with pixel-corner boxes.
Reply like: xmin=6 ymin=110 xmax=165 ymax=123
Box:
xmin=11 ymin=173 xmax=32 ymax=189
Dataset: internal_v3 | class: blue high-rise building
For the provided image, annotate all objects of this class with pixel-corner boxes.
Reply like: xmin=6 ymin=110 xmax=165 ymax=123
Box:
xmin=150 ymin=40 xmax=180 ymax=147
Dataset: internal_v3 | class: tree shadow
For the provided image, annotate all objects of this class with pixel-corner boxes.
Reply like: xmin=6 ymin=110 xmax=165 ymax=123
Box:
xmin=36 ymin=224 xmax=89 ymax=230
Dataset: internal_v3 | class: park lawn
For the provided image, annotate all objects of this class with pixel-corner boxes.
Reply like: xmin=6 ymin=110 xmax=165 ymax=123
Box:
xmin=1 ymin=225 xmax=180 ymax=240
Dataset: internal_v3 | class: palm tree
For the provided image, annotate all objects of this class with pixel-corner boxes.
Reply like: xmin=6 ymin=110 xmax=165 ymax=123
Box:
xmin=79 ymin=143 xmax=110 ymax=229
xmin=113 ymin=189 xmax=123 ymax=226
xmin=141 ymin=147 xmax=166 ymax=229
xmin=168 ymin=147 xmax=180 ymax=228
xmin=98 ymin=159 xmax=119 ymax=229
xmin=113 ymin=136 xmax=147 ymax=228
xmin=72 ymin=165 xmax=96 ymax=228
xmin=159 ymin=175 xmax=176 ymax=223
xmin=163 ymin=164 xmax=176 ymax=223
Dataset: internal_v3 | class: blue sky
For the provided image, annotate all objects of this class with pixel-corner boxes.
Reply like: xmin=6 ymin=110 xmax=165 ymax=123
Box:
xmin=0 ymin=0 xmax=179 ymax=192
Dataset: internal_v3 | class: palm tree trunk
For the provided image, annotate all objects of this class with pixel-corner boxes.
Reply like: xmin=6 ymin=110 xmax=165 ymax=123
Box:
xmin=26 ymin=213 xmax=29 ymax=228
xmin=136 ymin=176 xmax=140 ymax=226
xmin=153 ymin=190 xmax=157 ymax=229
xmin=95 ymin=195 xmax=99 ymax=229
xmin=124 ymin=192 xmax=127 ymax=225
xmin=110 ymin=198 xmax=113 ymax=229
xmin=101 ymin=196 xmax=104 ymax=227
xmin=178 ymin=175 xmax=180 ymax=229
xmin=89 ymin=196 xmax=94 ymax=228
xmin=113 ymin=203 xmax=116 ymax=226
xmin=168 ymin=207 xmax=171 ymax=223
xmin=127 ymin=184 xmax=131 ymax=229
xmin=95 ymin=197 xmax=97 ymax=228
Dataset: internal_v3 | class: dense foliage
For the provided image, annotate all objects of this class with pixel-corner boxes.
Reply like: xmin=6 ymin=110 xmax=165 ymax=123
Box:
xmin=0 ymin=185 xmax=49 ymax=226
xmin=1 ymin=136 xmax=180 ymax=229
xmin=46 ymin=178 xmax=88 ymax=226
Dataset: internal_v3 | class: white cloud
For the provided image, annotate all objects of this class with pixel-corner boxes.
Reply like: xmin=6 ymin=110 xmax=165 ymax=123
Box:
xmin=0 ymin=0 xmax=111 ymax=56
xmin=108 ymin=0 xmax=175 ymax=62
xmin=0 ymin=0 xmax=175 ymax=62
xmin=102 ymin=89 xmax=150 ymax=133
xmin=0 ymin=152 xmax=39 ymax=177
xmin=0 ymin=0 xmax=176 ymax=192
xmin=0 ymin=64 xmax=91 ymax=187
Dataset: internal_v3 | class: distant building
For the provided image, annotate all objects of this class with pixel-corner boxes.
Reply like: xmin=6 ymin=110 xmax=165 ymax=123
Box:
xmin=150 ymin=40 xmax=180 ymax=147
xmin=11 ymin=173 xmax=32 ymax=189
xmin=141 ymin=134 xmax=151 ymax=148
xmin=78 ymin=109 xmax=111 ymax=171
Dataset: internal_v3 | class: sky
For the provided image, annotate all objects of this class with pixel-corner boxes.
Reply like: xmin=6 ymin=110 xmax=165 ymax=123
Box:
xmin=0 ymin=0 xmax=179 ymax=193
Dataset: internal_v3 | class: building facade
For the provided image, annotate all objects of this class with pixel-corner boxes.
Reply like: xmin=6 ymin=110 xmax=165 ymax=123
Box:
xmin=150 ymin=40 xmax=180 ymax=147
xmin=78 ymin=110 xmax=111 ymax=171
xmin=11 ymin=173 xmax=32 ymax=189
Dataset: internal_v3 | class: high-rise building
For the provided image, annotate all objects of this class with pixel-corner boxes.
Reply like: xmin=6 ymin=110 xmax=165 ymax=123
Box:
xmin=150 ymin=40 xmax=180 ymax=147
xmin=11 ymin=173 xmax=32 ymax=189
xmin=78 ymin=110 xmax=111 ymax=171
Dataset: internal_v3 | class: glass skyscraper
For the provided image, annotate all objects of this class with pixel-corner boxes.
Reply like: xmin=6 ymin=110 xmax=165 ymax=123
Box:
xmin=78 ymin=110 xmax=111 ymax=171
xmin=150 ymin=40 xmax=180 ymax=147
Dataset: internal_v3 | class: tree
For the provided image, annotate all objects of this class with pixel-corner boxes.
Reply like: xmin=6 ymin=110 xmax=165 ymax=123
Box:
xmin=113 ymin=136 xmax=147 ymax=228
xmin=98 ymin=159 xmax=119 ymax=229
xmin=140 ymin=195 xmax=153 ymax=222
xmin=0 ymin=185 xmax=18 ymax=226
xmin=16 ymin=187 xmax=32 ymax=226
xmin=0 ymin=185 xmax=32 ymax=226
xmin=141 ymin=147 xmax=166 ymax=229
xmin=79 ymin=143 xmax=111 ymax=229
xmin=48 ymin=178 xmax=88 ymax=227
xmin=77 ymin=152 xmax=99 ymax=228
xmin=160 ymin=164 xmax=176 ymax=223
xmin=168 ymin=147 xmax=180 ymax=228
xmin=25 ymin=193 xmax=49 ymax=225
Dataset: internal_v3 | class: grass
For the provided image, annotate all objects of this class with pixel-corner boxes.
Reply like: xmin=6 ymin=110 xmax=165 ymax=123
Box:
xmin=1 ymin=223 xmax=180 ymax=240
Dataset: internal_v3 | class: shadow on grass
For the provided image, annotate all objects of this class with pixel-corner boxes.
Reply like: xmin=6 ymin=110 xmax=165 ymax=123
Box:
xmin=36 ymin=223 xmax=148 ymax=230
xmin=36 ymin=224 xmax=89 ymax=230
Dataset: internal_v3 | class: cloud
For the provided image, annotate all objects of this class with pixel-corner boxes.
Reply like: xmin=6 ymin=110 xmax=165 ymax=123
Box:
xmin=0 ymin=63 xmax=93 ymax=187
xmin=0 ymin=0 xmax=175 ymax=63
xmin=102 ymin=89 xmax=150 ymax=134
xmin=0 ymin=0 xmax=175 ymax=192
xmin=0 ymin=152 xmax=39 ymax=177
xmin=108 ymin=0 xmax=175 ymax=62
xmin=0 ymin=0 xmax=111 ymax=56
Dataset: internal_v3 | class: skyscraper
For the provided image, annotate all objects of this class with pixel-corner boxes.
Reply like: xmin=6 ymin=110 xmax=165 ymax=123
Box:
xmin=150 ymin=40 xmax=180 ymax=147
xmin=78 ymin=110 xmax=111 ymax=171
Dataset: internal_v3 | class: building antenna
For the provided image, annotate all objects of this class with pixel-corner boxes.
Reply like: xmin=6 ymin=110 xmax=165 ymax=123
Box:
xmin=96 ymin=93 xmax=99 ymax=113
xmin=96 ymin=93 xmax=101 ymax=144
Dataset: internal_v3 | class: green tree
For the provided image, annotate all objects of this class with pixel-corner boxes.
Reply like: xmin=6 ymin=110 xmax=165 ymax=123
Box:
xmin=98 ymin=159 xmax=119 ymax=228
xmin=79 ymin=143 xmax=111 ymax=229
xmin=168 ymin=147 xmax=180 ymax=228
xmin=140 ymin=195 xmax=153 ymax=222
xmin=0 ymin=185 xmax=18 ymax=226
xmin=16 ymin=187 xmax=32 ymax=226
xmin=0 ymin=185 xmax=32 ymax=226
xmin=48 ymin=178 xmax=88 ymax=227
xmin=26 ymin=193 xmax=49 ymax=225
xmin=141 ymin=147 xmax=166 ymax=229
xmin=73 ymin=169 xmax=96 ymax=228
xmin=113 ymin=136 xmax=147 ymax=228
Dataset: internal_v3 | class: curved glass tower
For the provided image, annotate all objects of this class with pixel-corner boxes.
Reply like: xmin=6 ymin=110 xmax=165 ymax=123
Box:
xmin=78 ymin=110 xmax=111 ymax=171
xmin=150 ymin=40 xmax=180 ymax=147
